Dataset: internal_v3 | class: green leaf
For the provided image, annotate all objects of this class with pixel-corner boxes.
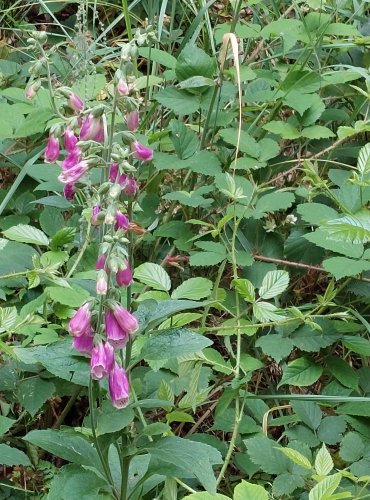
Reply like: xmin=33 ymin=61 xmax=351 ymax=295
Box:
xmin=0 ymin=306 xmax=17 ymax=333
xmin=32 ymin=195 xmax=73 ymax=209
xmin=255 ymin=192 xmax=295 ymax=216
xmin=153 ymin=150 xmax=222 ymax=176
xmin=96 ymin=401 xmax=134 ymax=436
xmin=263 ymin=121 xmax=301 ymax=139
xmin=291 ymin=322 xmax=340 ymax=352
xmin=317 ymin=416 xmax=347 ymax=445
xmin=253 ymin=301 xmax=285 ymax=322
xmin=24 ymin=429 xmax=99 ymax=468
xmin=322 ymin=210 xmax=370 ymax=244
xmin=256 ymin=334 xmax=293 ymax=363
xmin=218 ymin=129 xmax=260 ymax=158
xmin=176 ymin=44 xmax=216 ymax=80
xmin=147 ymin=436 xmax=222 ymax=494
xmin=339 ymin=432 xmax=365 ymax=463
xmin=39 ymin=207 xmax=65 ymax=236
xmin=342 ymin=336 xmax=370 ymax=356
xmin=179 ymin=76 xmax=215 ymax=91
xmin=298 ymin=203 xmax=339 ymax=225
xmin=0 ymin=444 xmax=31 ymax=466
xmin=278 ymin=357 xmax=322 ymax=387
xmin=167 ymin=411 xmax=195 ymax=424
xmin=277 ymin=447 xmax=312 ymax=470
xmin=163 ymin=186 xmax=214 ymax=208
xmin=272 ymin=473 xmax=305 ymax=497
xmin=138 ymin=47 xmax=177 ymax=68
xmin=302 ymin=125 xmax=335 ymax=139
xmin=183 ymin=494 xmax=230 ymax=500
xmin=327 ymin=356 xmax=359 ymax=390
xmin=134 ymin=263 xmax=171 ymax=291
xmin=259 ymin=270 xmax=289 ymax=299
xmin=323 ymin=257 xmax=370 ymax=279
xmin=190 ymin=241 xmax=226 ymax=267
xmin=46 ymin=464 xmax=106 ymax=500
xmin=315 ymin=444 xmax=333 ymax=476
xmin=13 ymin=108 xmax=53 ymax=137
xmin=141 ymin=328 xmax=212 ymax=360
xmin=245 ymin=436 xmax=290 ymax=474
xmin=305 ymin=229 xmax=363 ymax=259
xmin=172 ymin=277 xmax=213 ymax=300
xmin=292 ymin=401 xmax=322 ymax=430
xmin=3 ymin=224 xmax=49 ymax=246
xmin=232 ymin=278 xmax=255 ymax=302
xmin=18 ymin=378 xmax=55 ymax=417
xmin=45 ymin=285 xmax=89 ymax=307
xmin=308 ymin=473 xmax=341 ymax=500
xmin=0 ymin=416 xmax=16 ymax=436
xmin=169 ymin=119 xmax=199 ymax=160
xmin=155 ymin=87 xmax=200 ymax=115
xmin=234 ymin=480 xmax=268 ymax=500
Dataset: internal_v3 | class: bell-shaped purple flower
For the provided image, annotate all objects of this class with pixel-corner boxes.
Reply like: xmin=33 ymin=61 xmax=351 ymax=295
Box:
xmin=96 ymin=254 xmax=107 ymax=271
xmin=73 ymin=328 xmax=94 ymax=354
xmin=58 ymin=160 xmax=89 ymax=184
xmin=109 ymin=362 xmax=130 ymax=409
xmin=64 ymin=183 xmax=76 ymax=201
xmin=114 ymin=211 xmax=129 ymax=231
xmin=119 ymin=174 xmax=137 ymax=196
xmin=69 ymin=93 xmax=84 ymax=113
xmin=69 ymin=303 xmax=91 ymax=337
xmin=131 ymin=141 xmax=153 ymax=162
xmin=109 ymin=163 xmax=119 ymax=182
xmin=112 ymin=304 xmax=138 ymax=335
xmin=105 ymin=310 xmax=129 ymax=350
xmin=96 ymin=269 xmax=108 ymax=296
xmin=64 ymin=128 xmax=78 ymax=153
xmin=116 ymin=262 xmax=133 ymax=288
xmin=90 ymin=342 xmax=114 ymax=380
xmin=80 ymin=114 xmax=104 ymax=141
xmin=117 ymin=79 xmax=129 ymax=96
xmin=44 ymin=136 xmax=60 ymax=163
xmin=126 ymin=110 xmax=139 ymax=132
xmin=61 ymin=149 xmax=80 ymax=170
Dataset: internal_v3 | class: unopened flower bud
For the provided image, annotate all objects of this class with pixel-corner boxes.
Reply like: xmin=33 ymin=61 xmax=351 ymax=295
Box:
xmin=96 ymin=270 xmax=108 ymax=296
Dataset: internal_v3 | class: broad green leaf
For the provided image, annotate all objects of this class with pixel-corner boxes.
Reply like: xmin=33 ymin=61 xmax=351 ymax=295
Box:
xmin=253 ymin=301 xmax=285 ymax=322
xmin=278 ymin=357 xmax=322 ymax=387
xmin=324 ymin=23 xmax=360 ymax=36
xmin=147 ymin=436 xmax=222 ymax=494
xmin=18 ymin=378 xmax=55 ymax=417
xmin=234 ymin=480 xmax=268 ymax=500
xmin=298 ymin=203 xmax=339 ymax=225
xmin=179 ymin=76 xmax=215 ymax=91
xmin=153 ymin=150 xmax=222 ymax=176
xmin=169 ymin=119 xmax=199 ymax=160
xmin=291 ymin=321 xmax=340 ymax=352
xmin=46 ymin=464 xmax=106 ymax=500
xmin=317 ymin=416 xmax=347 ymax=445
xmin=342 ymin=336 xmax=370 ymax=356
xmin=255 ymin=192 xmax=295 ymax=216
xmin=0 ymin=306 xmax=17 ymax=333
xmin=259 ymin=270 xmax=289 ymax=299
xmin=163 ymin=186 xmax=214 ymax=208
xmin=272 ymin=473 xmax=305 ymax=497
xmin=143 ymin=422 xmax=171 ymax=436
xmin=323 ymin=257 xmax=370 ymax=279
xmin=245 ymin=436 xmax=290 ymax=475
xmin=262 ymin=121 xmax=300 ymax=139
xmin=172 ymin=277 xmax=213 ymax=300
xmin=218 ymin=128 xmax=260 ymax=158
xmin=39 ymin=207 xmax=65 ymax=236
xmin=96 ymin=401 xmax=134 ymax=436
xmin=315 ymin=444 xmax=333 ymax=476
xmin=176 ymin=44 xmax=216 ymax=80
xmin=0 ymin=444 xmax=31 ymax=466
xmin=134 ymin=263 xmax=171 ymax=291
xmin=302 ymin=125 xmax=335 ymax=139
xmin=24 ymin=429 xmax=99 ymax=468
xmin=256 ymin=334 xmax=293 ymax=362
xmin=322 ymin=210 xmax=370 ymax=244
xmin=292 ymin=401 xmax=322 ymax=430
xmin=190 ymin=241 xmax=226 ymax=267
xmin=71 ymin=74 xmax=106 ymax=101
xmin=3 ymin=224 xmax=49 ymax=246
xmin=45 ymin=285 xmax=89 ymax=307
xmin=183 ymin=494 xmax=230 ymax=500
xmin=305 ymin=229 xmax=363 ymax=259
xmin=308 ymin=473 xmax=341 ymax=500
xmin=232 ymin=278 xmax=255 ymax=302
xmin=0 ymin=416 xmax=16 ymax=436
xmin=327 ymin=356 xmax=359 ymax=390
xmin=155 ymin=87 xmax=200 ymax=115
xmin=277 ymin=447 xmax=312 ymax=470
xmin=159 ymin=312 xmax=202 ymax=330
xmin=13 ymin=108 xmax=53 ymax=137
xmin=138 ymin=47 xmax=177 ymax=68
xmin=339 ymin=432 xmax=365 ymax=463
xmin=141 ymin=328 xmax=212 ymax=360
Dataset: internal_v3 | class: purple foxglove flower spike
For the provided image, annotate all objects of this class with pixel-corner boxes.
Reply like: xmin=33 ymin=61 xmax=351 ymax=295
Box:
xmin=112 ymin=304 xmax=138 ymax=335
xmin=58 ymin=160 xmax=89 ymax=184
xmin=69 ymin=93 xmax=84 ymax=112
xmin=91 ymin=205 xmax=102 ymax=225
xmin=44 ymin=136 xmax=60 ymax=163
xmin=96 ymin=270 xmax=108 ymax=296
xmin=109 ymin=362 xmax=130 ymax=408
xmin=64 ymin=183 xmax=76 ymax=201
xmin=117 ymin=79 xmax=129 ymax=96
xmin=114 ymin=211 xmax=129 ymax=231
xmin=116 ymin=262 xmax=133 ymax=288
xmin=119 ymin=174 xmax=137 ymax=196
xmin=80 ymin=114 xmax=104 ymax=141
xmin=69 ymin=303 xmax=91 ymax=337
xmin=105 ymin=310 xmax=129 ymax=350
xmin=131 ymin=141 xmax=153 ymax=162
xmin=109 ymin=163 xmax=119 ymax=182
xmin=64 ymin=128 xmax=78 ymax=153
xmin=90 ymin=342 xmax=115 ymax=379
xmin=126 ymin=110 xmax=139 ymax=132
xmin=73 ymin=328 xmax=94 ymax=354
xmin=61 ymin=149 xmax=80 ymax=170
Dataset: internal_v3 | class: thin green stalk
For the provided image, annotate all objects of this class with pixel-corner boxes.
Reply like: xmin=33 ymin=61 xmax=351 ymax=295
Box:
xmin=121 ymin=0 xmax=133 ymax=41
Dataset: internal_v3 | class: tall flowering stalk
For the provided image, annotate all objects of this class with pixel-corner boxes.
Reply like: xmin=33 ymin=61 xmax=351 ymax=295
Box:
xmin=33 ymin=26 xmax=156 ymax=499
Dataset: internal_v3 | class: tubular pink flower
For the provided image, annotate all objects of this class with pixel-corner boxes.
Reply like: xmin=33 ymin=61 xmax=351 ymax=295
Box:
xmin=105 ymin=310 xmax=129 ymax=350
xmin=64 ymin=128 xmax=78 ymax=153
xmin=126 ymin=110 xmax=139 ymax=131
xmin=119 ymin=174 xmax=137 ymax=196
xmin=64 ymin=183 xmax=76 ymax=201
xmin=80 ymin=114 xmax=104 ymax=141
xmin=93 ymin=127 xmax=105 ymax=144
xmin=116 ymin=262 xmax=133 ymax=288
xmin=114 ymin=211 xmax=129 ymax=231
xmin=73 ymin=328 xmax=94 ymax=354
xmin=26 ymin=86 xmax=36 ymax=100
xmin=109 ymin=163 xmax=119 ymax=182
xmin=91 ymin=205 xmax=102 ymax=225
xmin=58 ymin=160 xmax=89 ymax=184
xmin=96 ymin=270 xmax=108 ymax=296
xmin=69 ymin=93 xmax=84 ymax=112
xmin=61 ymin=149 xmax=81 ymax=170
xmin=69 ymin=303 xmax=91 ymax=337
xmin=112 ymin=304 xmax=138 ymax=335
xmin=44 ymin=136 xmax=60 ymax=163
xmin=90 ymin=342 xmax=114 ymax=380
xmin=131 ymin=141 xmax=153 ymax=162
xmin=117 ymin=79 xmax=129 ymax=96
xmin=96 ymin=254 xmax=107 ymax=271
xmin=109 ymin=362 xmax=130 ymax=409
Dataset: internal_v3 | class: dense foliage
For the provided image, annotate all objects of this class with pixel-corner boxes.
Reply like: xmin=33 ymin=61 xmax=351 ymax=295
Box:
xmin=0 ymin=0 xmax=370 ymax=498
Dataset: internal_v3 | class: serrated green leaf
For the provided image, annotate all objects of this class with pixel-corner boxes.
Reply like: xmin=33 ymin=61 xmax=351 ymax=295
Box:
xmin=323 ymin=257 xmax=370 ymax=279
xmin=232 ymin=278 xmax=255 ymax=302
xmin=96 ymin=401 xmax=134 ymax=436
xmin=342 ymin=336 xmax=370 ymax=356
xmin=245 ymin=436 xmax=290 ymax=474
xmin=277 ymin=447 xmax=312 ymax=469
xmin=317 ymin=416 xmax=347 ymax=445
xmin=141 ymin=328 xmax=212 ymax=360
xmin=256 ymin=334 xmax=293 ymax=362
xmin=262 ymin=121 xmax=301 ymax=139
xmin=253 ymin=301 xmax=285 ymax=322
xmin=327 ymin=356 xmax=359 ymax=389
xmin=134 ymin=263 xmax=171 ymax=291
xmin=234 ymin=480 xmax=268 ymax=500
xmin=259 ymin=270 xmax=289 ymax=299
xmin=302 ymin=125 xmax=335 ymax=139
xmin=172 ymin=277 xmax=213 ymax=300
xmin=298 ymin=203 xmax=339 ymax=225
xmin=255 ymin=192 xmax=295 ymax=216
xmin=272 ymin=473 xmax=305 ymax=497
xmin=169 ymin=119 xmax=199 ymax=160
xmin=292 ymin=401 xmax=322 ymax=430
xmin=322 ymin=210 xmax=370 ymax=244
xmin=138 ymin=47 xmax=177 ymax=68
xmin=3 ymin=224 xmax=49 ymax=246
xmin=339 ymin=432 xmax=365 ymax=463
xmin=278 ymin=357 xmax=322 ymax=387
xmin=218 ymin=128 xmax=260 ymax=158
xmin=0 ymin=444 xmax=31 ymax=466
xmin=308 ymin=473 xmax=341 ymax=500
xmin=45 ymin=285 xmax=89 ymax=307
xmin=18 ymin=378 xmax=55 ymax=417
xmin=155 ymin=87 xmax=200 ymax=115
xmin=315 ymin=444 xmax=333 ymax=476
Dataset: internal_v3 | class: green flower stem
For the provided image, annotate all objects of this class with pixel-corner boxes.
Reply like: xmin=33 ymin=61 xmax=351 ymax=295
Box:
xmin=121 ymin=0 xmax=133 ymax=41
xmin=66 ymin=222 xmax=92 ymax=278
